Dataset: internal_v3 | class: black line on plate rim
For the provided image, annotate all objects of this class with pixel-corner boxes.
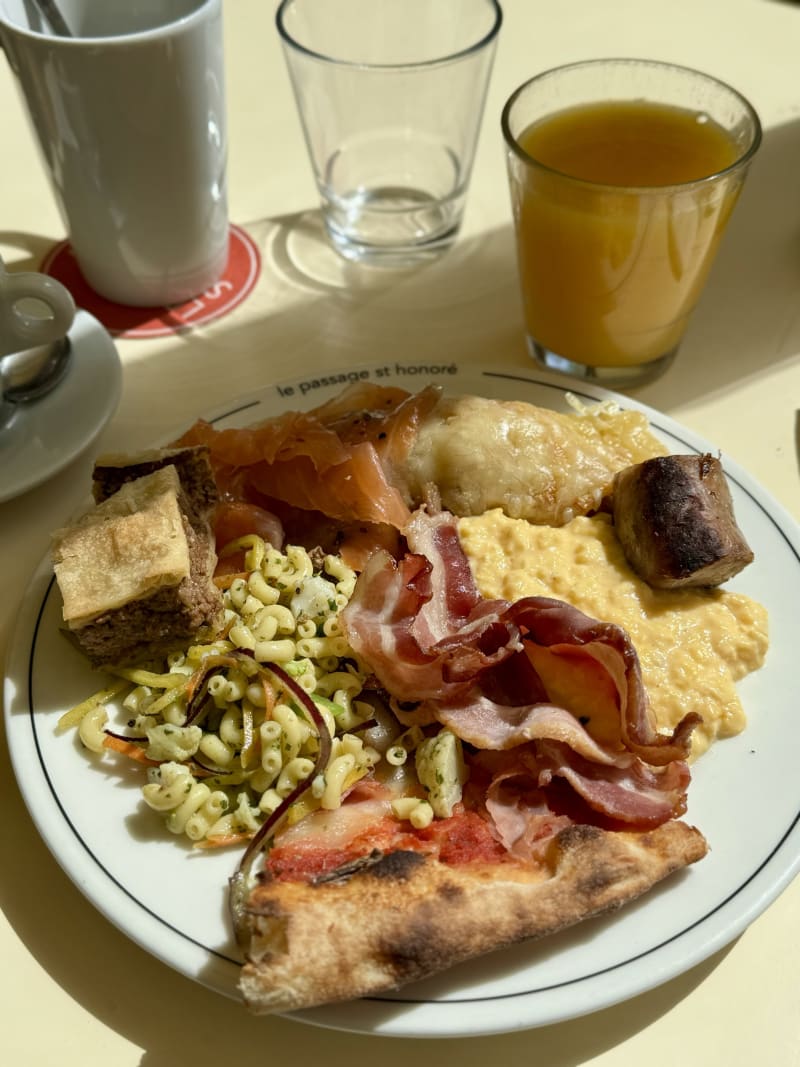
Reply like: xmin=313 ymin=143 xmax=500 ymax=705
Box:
xmin=25 ymin=575 xmax=238 ymax=968
xmin=208 ymin=398 xmax=261 ymax=424
xmin=19 ymin=368 xmax=800 ymax=1011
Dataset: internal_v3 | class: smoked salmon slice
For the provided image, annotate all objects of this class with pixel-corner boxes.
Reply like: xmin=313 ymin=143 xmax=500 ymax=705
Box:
xmin=176 ymin=383 xmax=439 ymax=529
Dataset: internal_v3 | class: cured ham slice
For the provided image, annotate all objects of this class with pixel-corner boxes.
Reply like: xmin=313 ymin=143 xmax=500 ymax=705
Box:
xmin=340 ymin=508 xmax=700 ymax=832
xmin=535 ymin=740 xmax=693 ymax=826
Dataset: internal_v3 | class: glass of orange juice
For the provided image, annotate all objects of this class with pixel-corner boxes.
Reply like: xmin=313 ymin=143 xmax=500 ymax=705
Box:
xmin=501 ymin=59 xmax=761 ymax=388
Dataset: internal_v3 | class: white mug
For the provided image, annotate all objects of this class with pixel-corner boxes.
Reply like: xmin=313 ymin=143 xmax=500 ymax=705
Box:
xmin=0 ymin=0 xmax=229 ymax=307
xmin=0 ymin=255 xmax=75 ymax=358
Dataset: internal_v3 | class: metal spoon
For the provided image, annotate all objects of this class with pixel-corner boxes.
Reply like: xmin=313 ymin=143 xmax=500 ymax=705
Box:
xmin=2 ymin=335 xmax=72 ymax=400
xmin=0 ymin=336 xmax=72 ymax=427
xmin=31 ymin=0 xmax=72 ymax=37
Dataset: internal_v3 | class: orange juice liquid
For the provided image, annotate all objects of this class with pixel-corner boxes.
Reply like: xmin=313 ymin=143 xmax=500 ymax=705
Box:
xmin=509 ymin=100 xmax=744 ymax=368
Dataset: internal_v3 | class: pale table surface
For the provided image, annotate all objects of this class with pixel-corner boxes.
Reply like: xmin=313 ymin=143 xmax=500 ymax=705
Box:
xmin=2 ymin=1 xmax=799 ymax=1064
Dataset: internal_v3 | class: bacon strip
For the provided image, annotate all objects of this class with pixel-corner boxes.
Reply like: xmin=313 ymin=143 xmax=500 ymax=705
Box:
xmin=536 ymin=740 xmax=693 ymax=827
xmin=403 ymin=508 xmax=483 ymax=639
xmin=504 ymin=597 xmax=701 ymax=766
xmin=482 ymin=760 xmax=574 ymax=860
xmin=344 ymin=547 xmax=518 ymax=703
xmin=341 ymin=508 xmax=700 ymax=831
xmin=435 ymin=695 xmax=624 ymax=759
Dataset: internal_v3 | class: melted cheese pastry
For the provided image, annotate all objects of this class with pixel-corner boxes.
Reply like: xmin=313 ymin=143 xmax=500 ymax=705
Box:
xmin=458 ymin=510 xmax=769 ymax=759
xmin=405 ymin=395 xmax=667 ymax=525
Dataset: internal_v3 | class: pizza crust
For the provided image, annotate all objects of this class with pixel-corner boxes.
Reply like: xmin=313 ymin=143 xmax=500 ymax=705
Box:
xmin=238 ymin=819 xmax=707 ymax=1014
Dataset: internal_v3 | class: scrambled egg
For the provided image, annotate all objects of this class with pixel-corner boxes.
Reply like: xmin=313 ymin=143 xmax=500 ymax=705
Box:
xmin=458 ymin=510 xmax=769 ymax=760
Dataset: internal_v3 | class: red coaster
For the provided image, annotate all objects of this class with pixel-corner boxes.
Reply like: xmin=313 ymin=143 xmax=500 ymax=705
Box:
xmin=40 ymin=224 xmax=261 ymax=339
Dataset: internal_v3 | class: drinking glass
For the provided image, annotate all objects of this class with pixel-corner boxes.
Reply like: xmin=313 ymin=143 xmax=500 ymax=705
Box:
xmin=277 ymin=0 xmax=502 ymax=267
xmin=501 ymin=59 xmax=761 ymax=388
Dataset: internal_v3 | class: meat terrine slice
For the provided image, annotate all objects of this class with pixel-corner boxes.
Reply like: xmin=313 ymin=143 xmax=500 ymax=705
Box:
xmin=51 ymin=463 xmax=224 ymax=667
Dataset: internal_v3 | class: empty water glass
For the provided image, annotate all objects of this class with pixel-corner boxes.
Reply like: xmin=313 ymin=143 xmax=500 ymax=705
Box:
xmin=276 ymin=0 xmax=502 ymax=267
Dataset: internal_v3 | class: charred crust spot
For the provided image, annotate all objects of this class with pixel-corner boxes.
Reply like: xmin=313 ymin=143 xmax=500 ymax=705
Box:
xmin=575 ymin=863 xmax=625 ymax=899
xmin=544 ymin=824 xmax=603 ymax=873
xmin=364 ymin=850 xmax=427 ymax=882
xmin=381 ymin=922 xmax=441 ymax=979
xmin=554 ymin=823 xmax=604 ymax=850
xmin=311 ymin=849 xmax=385 ymax=884
xmin=436 ymin=880 xmax=464 ymax=902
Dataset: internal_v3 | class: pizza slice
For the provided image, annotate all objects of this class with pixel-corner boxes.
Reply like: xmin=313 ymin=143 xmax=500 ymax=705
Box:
xmin=238 ymin=807 xmax=705 ymax=1014
xmin=231 ymin=507 xmax=708 ymax=1014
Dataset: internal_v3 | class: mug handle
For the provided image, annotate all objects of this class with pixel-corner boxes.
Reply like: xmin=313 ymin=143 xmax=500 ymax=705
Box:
xmin=0 ymin=259 xmax=76 ymax=356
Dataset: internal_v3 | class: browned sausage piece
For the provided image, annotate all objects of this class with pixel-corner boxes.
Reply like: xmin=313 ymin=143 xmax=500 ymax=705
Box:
xmin=611 ymin=454 xmax=754 ymax=589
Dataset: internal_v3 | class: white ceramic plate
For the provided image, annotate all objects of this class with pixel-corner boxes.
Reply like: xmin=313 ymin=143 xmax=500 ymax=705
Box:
xmin=0 ymin=310 xmax=122 ymax=502
xmin=5 ymin=361 xmax=800 ymax=1038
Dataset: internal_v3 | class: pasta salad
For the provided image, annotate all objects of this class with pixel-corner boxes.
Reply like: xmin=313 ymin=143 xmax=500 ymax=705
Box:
xmin=59 ymin=534 xmax=464 ymax=849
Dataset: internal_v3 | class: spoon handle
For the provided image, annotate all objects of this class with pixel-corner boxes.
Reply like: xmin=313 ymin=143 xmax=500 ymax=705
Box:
xmin=32 ymin=1 xmax=72 ymax=37
xmin=1 ymin=337 xmax=72 ymax=405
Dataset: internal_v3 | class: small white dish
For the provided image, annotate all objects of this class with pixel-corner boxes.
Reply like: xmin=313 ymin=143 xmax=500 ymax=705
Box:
xmin=0 ymin=309 xmax=122 ymax=502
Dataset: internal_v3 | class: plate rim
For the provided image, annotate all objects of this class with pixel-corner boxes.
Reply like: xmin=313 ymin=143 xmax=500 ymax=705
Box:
xmin=5 ymin=359 xmax=800 ymax=1038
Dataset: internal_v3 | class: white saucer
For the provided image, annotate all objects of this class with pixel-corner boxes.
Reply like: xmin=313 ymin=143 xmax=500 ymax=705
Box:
xmin=0 ymin=310 xmax=122 ymax=503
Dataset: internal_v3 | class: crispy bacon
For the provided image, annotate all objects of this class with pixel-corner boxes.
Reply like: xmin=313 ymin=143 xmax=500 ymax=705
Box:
xmin=402 ymin=508 xmax=483 ymax=638
xmin=341 ymin=508 xmax=700 ymax=832
xmin=535 ymin=740 xmax=693 ymax=826
xmin=344 ymin=550 xmax=516 ymax=704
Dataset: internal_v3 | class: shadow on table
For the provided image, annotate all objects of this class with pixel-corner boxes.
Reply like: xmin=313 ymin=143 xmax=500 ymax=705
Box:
xmin=5 ymin=117 xmax=798 ymax=462
xmin=0 ymin=229 xmax=63 ymax=272
xmin=1 ymin=117 xmax=797 ymax=1067
xmin=259 ymin=204 xmax=530 ymax=366
xmin=259 ymin=98 xmax=800 ymax=401
xmin=3 ymin=116 xmax=799 ymax=426
xmin=116 ymin=116 xmax=800 ymax=441
xmin=0 ymin=707 xmax=732 ymax=1067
